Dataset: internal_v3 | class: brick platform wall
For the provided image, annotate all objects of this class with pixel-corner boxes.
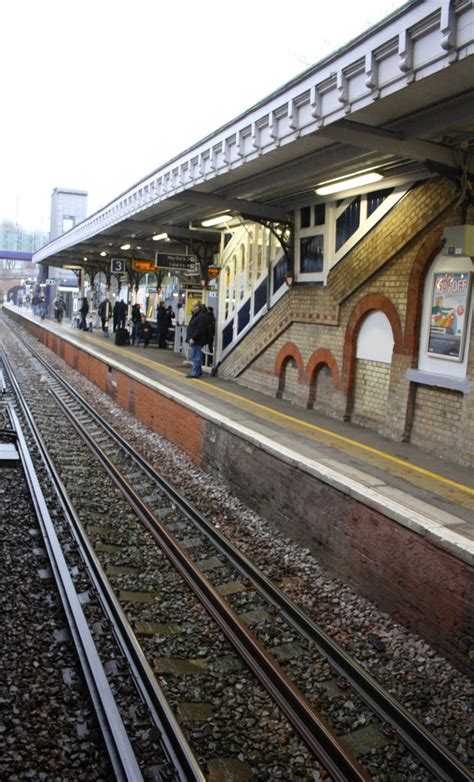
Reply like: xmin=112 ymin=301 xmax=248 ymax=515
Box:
xmin=351 ymin=359 xmax=391 ymax=427
xmin=202 ymin=421 xmax=473 ymax=674
xmin=411 ymin=386 xmax=464 ymax=457
xmin=310 ymin=364 xmax=334 ymax=410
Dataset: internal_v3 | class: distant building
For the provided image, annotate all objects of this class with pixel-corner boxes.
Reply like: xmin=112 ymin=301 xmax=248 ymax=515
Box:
xmin=50 ymin=187 xmax=88 ymax=240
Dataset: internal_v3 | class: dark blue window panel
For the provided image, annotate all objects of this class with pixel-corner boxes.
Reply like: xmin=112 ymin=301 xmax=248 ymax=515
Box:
xmin=254 ymin=277 xmax=267 ymax=314
xmin=336 ymin=196 xmax=360 ymax=251
xmin=237 ymin=300 xmax=251 ymax=333
xmin=222 ymin=319 xmax=234 ymax=350
xmin=300 ymin=206 xmax=311 ymax=228
xmin=273 ymin=255 xmax=288 ymax=291
xmin=300 ymin=235 xmax=324 ymax=273
xmin=314 ymin=203 xmax=326 ymax=225
xmin=367 ymin=188 xmax=393 ymax=217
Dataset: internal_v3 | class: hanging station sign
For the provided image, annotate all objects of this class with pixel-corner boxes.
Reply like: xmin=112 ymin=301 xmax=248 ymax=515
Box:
xmin=111 ymin=258 xmax=126 ymax=274
xmin=132 ymin=259 xmax=156 ymax=272
xmin=155 ymin=252 xmax=198 ymax=271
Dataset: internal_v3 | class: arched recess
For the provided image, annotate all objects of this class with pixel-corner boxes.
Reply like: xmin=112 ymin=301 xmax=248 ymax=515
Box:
xmin=404 ymin=227 xmax=443 ymax=354
xmin=342 ymin=294 xmax=403 ymax=402
xmin=275 ymin=342 xmax=304 ymax=400
xmin=306 ymin=349 xmax=339 ymax=409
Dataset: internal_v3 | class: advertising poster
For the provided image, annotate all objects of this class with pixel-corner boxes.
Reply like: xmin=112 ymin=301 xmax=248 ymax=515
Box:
xmin=427 ymin=272 xmax=472 ymax=361
xmin=184 ymin=289 xmax=202 ymax=324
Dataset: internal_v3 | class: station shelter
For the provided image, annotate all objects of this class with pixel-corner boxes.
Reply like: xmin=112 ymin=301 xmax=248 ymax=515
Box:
xmin=33 ymin=1 xmax=474 ymax=468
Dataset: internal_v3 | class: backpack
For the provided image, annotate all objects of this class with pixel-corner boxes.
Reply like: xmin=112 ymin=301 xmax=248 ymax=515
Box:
xmin=115 ymin=327 xmax=130 ymax=346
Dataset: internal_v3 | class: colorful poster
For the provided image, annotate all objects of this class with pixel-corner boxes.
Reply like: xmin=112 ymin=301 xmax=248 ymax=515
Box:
xmin=427 ymin=272 xmax=472 ymax=361
xmin=184 ymin=289 xmax=202 ymax=324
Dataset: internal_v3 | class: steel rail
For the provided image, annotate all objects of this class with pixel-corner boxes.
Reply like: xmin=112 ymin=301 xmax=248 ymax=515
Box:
xmin=3 ymin=399 xmax=143 ymax=782
xmin=2 ymin=351 xmax=204 ymax=782
xmin=53 ymin=385 xmax=371 ymax=782
xmin=15 ymin=335 xmax=473 ymax=781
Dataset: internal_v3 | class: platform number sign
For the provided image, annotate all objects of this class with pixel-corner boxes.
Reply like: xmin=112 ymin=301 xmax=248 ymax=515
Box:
xmin=111 ymin=258 xmax=125 ymax=274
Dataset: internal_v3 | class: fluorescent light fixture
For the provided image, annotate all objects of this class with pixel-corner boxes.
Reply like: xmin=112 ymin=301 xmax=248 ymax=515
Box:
xmin=201 ymin=214 xmax=231 ymax=227
xmin=100 ymin=251 xmax=107 ymax=257
xmin=152 ymin=232 xmax=168 ymax=241
xmin=63 ymin=265 xmax=82 ymax=270
xmin=120 ymin=243 xmax=131 ymax=250
xmin=315 ymin=172 xmax=383 ymax=195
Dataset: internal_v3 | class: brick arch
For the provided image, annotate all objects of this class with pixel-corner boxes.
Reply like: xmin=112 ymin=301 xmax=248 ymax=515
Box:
xmin=274 ymin=342 xmax=305 ymax=381
xmin=342 ymin=294 xmax=403 ymax=398
xmin=306 ymin=348 xmax=340 ymax=390
xmin=404 ymin=227 xmax=443 ymax=354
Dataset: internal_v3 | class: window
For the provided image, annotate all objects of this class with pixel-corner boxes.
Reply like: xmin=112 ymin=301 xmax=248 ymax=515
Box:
xmin=367 ymin=188 xmax=393 ymax=217
xmin=336 ymin=196 xmax=360 ymax=251
xmin=314 ymin=203 xmax=325 ymax=226
xmin=300 ymin=206 xmax=311 ymax=228
xmin=300 ymin=235 xmax=324 ymax=273
xmin=63 ymin=216 xmax=75 ymax=232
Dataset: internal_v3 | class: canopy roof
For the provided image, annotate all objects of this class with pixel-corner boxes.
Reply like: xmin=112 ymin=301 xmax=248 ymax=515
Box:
xmin=35 ymin=0 xmax=474 ymax=273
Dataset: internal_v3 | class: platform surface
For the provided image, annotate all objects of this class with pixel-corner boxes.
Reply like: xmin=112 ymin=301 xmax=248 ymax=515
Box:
xmin=5 ymin=306 xmax=473 ymax=565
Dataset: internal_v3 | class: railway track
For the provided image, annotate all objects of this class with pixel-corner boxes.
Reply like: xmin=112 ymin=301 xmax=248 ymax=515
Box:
xmin=1 ymin=402 xmax=148 ymax=780
xmin=2 ymin=370 xmax=201 ymax=781
xmin=1 ymin=324 xmax=471 ymax=781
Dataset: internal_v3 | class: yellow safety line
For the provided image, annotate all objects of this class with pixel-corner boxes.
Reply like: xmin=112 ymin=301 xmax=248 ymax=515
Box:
xmin=87 ymin=334 xmax=474 ymax=498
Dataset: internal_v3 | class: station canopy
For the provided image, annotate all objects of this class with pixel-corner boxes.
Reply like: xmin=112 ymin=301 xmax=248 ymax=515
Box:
xmin=34 ymin=1 xmax=474 ymax=277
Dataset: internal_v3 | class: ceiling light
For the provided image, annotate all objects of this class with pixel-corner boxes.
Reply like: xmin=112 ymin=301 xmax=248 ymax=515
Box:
xmin=315 ymin=172 xmax=383 ymax=195
xmin=201 ymin=214 xmax=231 ymax=227
xmin=120 ymin=243 xmax=131 ymax=250
xmin=152 ymin=232 xmax=168 ymax=241
xmin=100 ymin=251 xmax=107 ymax=257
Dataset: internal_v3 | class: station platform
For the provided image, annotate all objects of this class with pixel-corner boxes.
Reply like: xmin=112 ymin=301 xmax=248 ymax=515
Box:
xmin=4 ymin=305 xmax=473 ymax=569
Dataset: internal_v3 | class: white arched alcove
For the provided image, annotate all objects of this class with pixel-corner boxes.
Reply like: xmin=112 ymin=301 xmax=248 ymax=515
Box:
xmin=356 ymin=311 xmax=394 ymax=363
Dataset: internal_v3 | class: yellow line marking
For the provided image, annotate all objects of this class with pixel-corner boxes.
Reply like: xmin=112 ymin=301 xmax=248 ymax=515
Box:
xmin=86 ymin=334 xmax=474 ymax=498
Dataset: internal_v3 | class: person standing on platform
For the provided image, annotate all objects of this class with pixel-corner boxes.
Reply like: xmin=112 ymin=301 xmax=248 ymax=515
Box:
xmin=130 ymin=303 xmax=141 ymax=345
xmin=157 ymin=301 xmax=169 ymax=348
xmin=38 ymin=294 xmax=47 ymax=320
xmin=54 ymin=294 xmax=65 ymax=323
xmin=118 ymin=299 xmax=128 ymax=330
xmin=185 ymin=301 xmax=209 ymax=378
xmin=79 ymin=296 xmax=89 ymax=330
xmin=137 ymin=314 xmax=152 ymax=347
xmin=98 ymin=298 xmax=112 ymax=336
xmin=113 ymin=299 xmax=121 ymax=332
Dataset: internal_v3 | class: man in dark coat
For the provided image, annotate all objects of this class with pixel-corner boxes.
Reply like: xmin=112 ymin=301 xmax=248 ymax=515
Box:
xmin=137 ymin=314 xmax=152 ymax=347
xmin=185 ymin=301 xmax=209 ymax=377
xmin=130 ymin=303 xmax=141 ymax=345
xmin=79 ymin=297 xmax=89 ymax=330
xmin=113 ymin=300 xmax=121 ymax=332
xmin=98 ymin=299 xmax=112 ymax=336
xmin=156 ymin=301 xmax=169 ymax=348
xmin=118 ymin=299 xmax=128 ymax=329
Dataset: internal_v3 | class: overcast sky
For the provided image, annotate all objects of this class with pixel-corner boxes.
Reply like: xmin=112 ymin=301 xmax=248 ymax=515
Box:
xmin=1 ymin=0 xmax=404 ymax=232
